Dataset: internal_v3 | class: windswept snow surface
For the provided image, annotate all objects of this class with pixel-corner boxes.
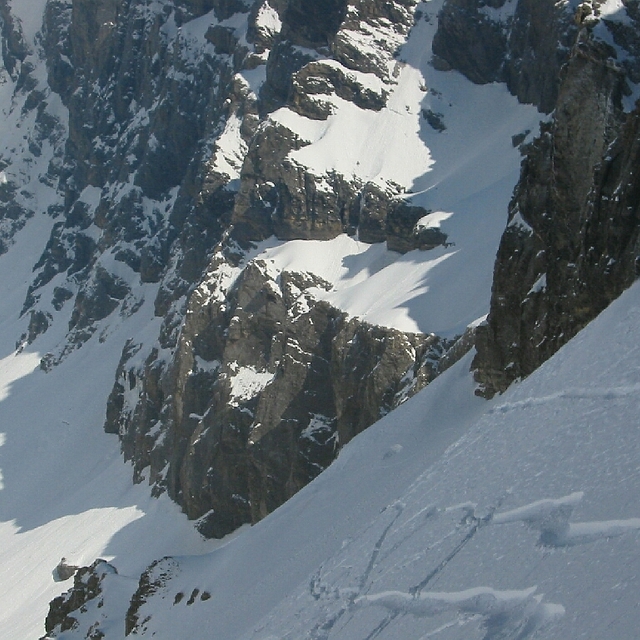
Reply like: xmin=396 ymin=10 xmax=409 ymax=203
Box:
xmin=105 ymin=282 xmax=640 ymax=640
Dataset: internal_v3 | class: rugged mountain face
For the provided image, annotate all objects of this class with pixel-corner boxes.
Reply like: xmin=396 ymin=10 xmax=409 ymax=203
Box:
xmin=90 ymin=0 xmax=453 ymax=538
xmin=105 ymin=243 xmax=445 ymax=537
xmin=1 ymin=0 xmax=466 ymax=541
xmin=0 ymin=0 xmax=634 ymax=559
xmin=472 ymin=1 xmax=640 ymax=396
xmin=13 ymin=0 xmax=638 ymax=637
xmin=0 ymin=0 xmax=636 ymax=548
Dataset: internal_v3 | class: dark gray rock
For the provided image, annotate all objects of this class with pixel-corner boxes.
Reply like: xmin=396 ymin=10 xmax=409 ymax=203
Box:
xmin=69 ymin=266 xmax=130 ymax=332
xmin=231 ymin=119 xmax=360 ymax=244
xmin=106 ymin=240 xmax=446 ymax=538
xmin=473 ymin=29 xmax=633 ymax=396
xmin=357 ymin=182 xmax=394 ymax=244
xmin=290 ymin=60 xmax=388 ymax=120
xmin=281 ymin=0 xmax=347 ymax=48
xmin=43 ymin=559 xmax=117 ymax=638
xmin=0 ymin=0 xmax=28 ymax=79
xmin=504 ymin=0 xmax=577 ymax=112
xmin=432 ymin=0 xmax=508 ymax=85
xmin=433 ymin=0 xmax=577 ymax=113
xmin=126 ymin=557 xmax=179 ymax=637
xmin=387 ymin=201 xmax=438 ymax=253
xmin=261 ymin=41 xmax=318 ymax=113
xmin=53 ymin=557 xmax=79 ymax=582
xmin=332 ymin=0 xmax=415 ymax=78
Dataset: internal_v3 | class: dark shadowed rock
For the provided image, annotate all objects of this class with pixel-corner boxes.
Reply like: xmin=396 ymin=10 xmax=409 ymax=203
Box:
xmin=433 ymin=0 xmax=577 ymax=113
xmin=473 ymin=29 xmax=632 ymax=396
xmin=106 ymin=239 xmax=447 ymax=537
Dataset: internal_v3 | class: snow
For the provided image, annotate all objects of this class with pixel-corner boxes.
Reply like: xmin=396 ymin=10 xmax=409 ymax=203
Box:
xmin=590 ymin=0 xmax=640 ymax=110
xmin=352 ymin=585 xmax=564 ymax=634
xmin=508 ymin=208 xmax=534 ymax=234
xmin=135 ymin=279 xmax=640 ymax=640
xmin=228 ymin=365 xmax=275 ymax=405
xmin=416 ymin=210 xmax=453 ymax=230
xmin=2 ymin=166 xmax=640 ymax=640
xmin=254 ymin=2 xmax=282 ymax=37
xmin=528 ymin=273 xmax=547 ymax=294
xmin=0 ymin=221 xmax=219 ymax=639
xmin=212 ymin=113 xmax=248 ymax=181
xmin=479 ymin=0 xmax=518 ymax=22
xmin=263 ymin=2 xmax=541 ymax=336
xmin=494 ymin=491 xmax=640 ymax=547
xmin=253 ymin=235 xmax=394 ymax=292
xmin=598 ymin=0 xmax=627 ymax=20
xmin=0 ymin=0 xmax=638 ymax=638
xmin=8 ymin=0 xmax=48 ymax=45
xmin=271 ymin=76 xmax=434 ymax=190
xmin=237 ymin=66 xmax=267 ymax=97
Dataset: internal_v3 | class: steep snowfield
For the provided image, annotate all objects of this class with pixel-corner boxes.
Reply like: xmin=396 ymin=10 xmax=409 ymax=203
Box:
xmin=0 ymin=221 xmax=219 ymax=639
xmin=85 ymin=283 xmax=640 ymax=640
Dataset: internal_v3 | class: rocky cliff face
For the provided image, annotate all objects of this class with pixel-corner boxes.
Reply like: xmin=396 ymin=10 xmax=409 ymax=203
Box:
xmin=471 ymin=2 xmax=640 ymax=396
xmin=3 ymin=0 xmax=638 ymax=555
xmin=0 ymin=0 xmax=463 ymax=541
xmin=94 ymin=0 xmax=460 ymax=538
xmin=105 ymin=242 xmax=446 ymax=536
xmin=432 ymin=0 xmax=578 ymax=113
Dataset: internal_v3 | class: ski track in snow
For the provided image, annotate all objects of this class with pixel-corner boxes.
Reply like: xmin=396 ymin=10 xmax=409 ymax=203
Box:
xmin=490 ymin=384 xmax=640 ymax=414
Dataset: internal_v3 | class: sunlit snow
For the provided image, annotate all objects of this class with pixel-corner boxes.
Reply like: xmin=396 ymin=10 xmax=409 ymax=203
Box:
xmin=0 ymin=0 xmax=638 ymax=638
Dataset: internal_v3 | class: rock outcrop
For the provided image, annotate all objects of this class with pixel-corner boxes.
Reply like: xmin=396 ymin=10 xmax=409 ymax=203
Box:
xmin=0 ymin=0 xmax=461 ymax=550
xmin=428 ymin=0 xmax=640 ymax=396
xmin=433 ymin=0 xmax=578 ymax=113
xmin=471 ymin=5 xmax=640 ymax=395
xmin=42 ymin=560 xmax=118 ymax=639
xmin=105 ymin=240 xmax=449 ymax=537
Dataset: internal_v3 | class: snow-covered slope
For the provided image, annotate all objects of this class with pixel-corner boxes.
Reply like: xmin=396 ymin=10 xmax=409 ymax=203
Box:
xmin=48 ymin=272 xmax=640 ymax=640
xmin=1 ymin=0 xmax=639 ymax=637
xmin=0 ymin=216 xmax=220 ymax=640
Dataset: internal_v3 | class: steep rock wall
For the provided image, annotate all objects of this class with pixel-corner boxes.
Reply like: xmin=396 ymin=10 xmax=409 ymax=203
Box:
xmin=432 ymin=0 xmax=577 ymax=113
xmin=42 ymin=0 xmax=453 ymax=537
xmin=105 ymin=240 xmax=448 ymax=537
xmin=471 ymin=6 xmax=640 ymax=395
